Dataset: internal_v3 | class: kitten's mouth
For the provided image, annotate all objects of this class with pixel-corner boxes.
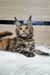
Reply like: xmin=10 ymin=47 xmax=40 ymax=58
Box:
xmin=21 ymin=34 xmax=27 ymax=37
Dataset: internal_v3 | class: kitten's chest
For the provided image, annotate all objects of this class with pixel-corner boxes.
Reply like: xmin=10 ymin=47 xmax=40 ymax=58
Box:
xmin=24 ymin=39 xmax=34 ymax=46
xmin=23 ymin=39 xmax=35 ymax=51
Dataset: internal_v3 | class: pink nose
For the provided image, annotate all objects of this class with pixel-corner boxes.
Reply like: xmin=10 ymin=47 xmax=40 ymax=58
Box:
xmin=22 ymin=30 xmax=25 ymax=32
xmin=23 ymin=31 xmax=25 ymax=32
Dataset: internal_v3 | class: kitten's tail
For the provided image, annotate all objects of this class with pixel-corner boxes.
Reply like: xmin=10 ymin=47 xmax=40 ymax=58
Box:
xmin=0 ymin=31 xmax=13 ymax=38
xmin=33 ymin=49 xmax=50 ymax=56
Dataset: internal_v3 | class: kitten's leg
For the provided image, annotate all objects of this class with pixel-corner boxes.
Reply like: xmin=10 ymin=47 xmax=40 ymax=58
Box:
xmin=20 ymin=45 xmax=35 ymax=57
xmin=31 ymin=45 xmax=50 ymax=56
xmin=29 ymin=41 xmax=35 ymax=52
xmin=14 ymin=45 xmax=35 ymax=57
xmin=29 ymin=45 xmax=50 ymax=56
xmin=33 ymin=49 xmax=50 ymax=56
xmin=20 ymin=50 xmax=35 ymax=57
xmin=30 ymin=41 xmax=50 ymax=56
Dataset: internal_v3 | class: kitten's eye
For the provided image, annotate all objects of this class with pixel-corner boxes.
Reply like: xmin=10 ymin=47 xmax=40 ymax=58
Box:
xmin=26 ymin=27 xmax=28 ymax=29
xmin=19 ymin=27 xmax=22 ymax=30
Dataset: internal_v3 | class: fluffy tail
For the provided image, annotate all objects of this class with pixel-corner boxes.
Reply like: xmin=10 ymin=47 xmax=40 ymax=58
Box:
xmin=33 ymin=49 xmax=50 ymax=56
xmin=0 ymin=31 xmax=13 ymax=38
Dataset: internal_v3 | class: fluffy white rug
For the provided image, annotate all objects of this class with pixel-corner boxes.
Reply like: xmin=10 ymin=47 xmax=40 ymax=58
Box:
xmin=0 ymin=45 xmax=50 ymax=75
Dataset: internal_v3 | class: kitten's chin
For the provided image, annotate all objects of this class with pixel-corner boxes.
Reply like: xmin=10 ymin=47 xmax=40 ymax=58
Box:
xmin=21 ymin=34 xmax=27 ymax=37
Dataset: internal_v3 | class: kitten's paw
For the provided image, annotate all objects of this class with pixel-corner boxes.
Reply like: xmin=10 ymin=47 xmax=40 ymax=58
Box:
xmin=21 ymin=51 xmax=35 ymax=57
xmin=28 ymin=52 xmax=35 ymax=57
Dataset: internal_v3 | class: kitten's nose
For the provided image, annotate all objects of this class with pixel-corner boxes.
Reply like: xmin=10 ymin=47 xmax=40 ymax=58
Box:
xmin=22 ymin=30 xmax=25 ymax=32
xmin=23 ymin=31 xmax=25 ymax=32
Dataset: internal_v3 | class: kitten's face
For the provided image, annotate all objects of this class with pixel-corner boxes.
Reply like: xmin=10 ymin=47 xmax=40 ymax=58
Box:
xmin=17 ymin=24 xmax=31 ymax=37
xmin=15 ymin=16 xmax=33 ymax=38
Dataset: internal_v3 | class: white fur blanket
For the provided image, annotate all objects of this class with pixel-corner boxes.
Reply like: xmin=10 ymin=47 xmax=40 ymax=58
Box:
xmin=0 ymin=45 xmax=50 ymax=75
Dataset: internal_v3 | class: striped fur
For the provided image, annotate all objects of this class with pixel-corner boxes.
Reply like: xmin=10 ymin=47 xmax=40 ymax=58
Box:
xmin=0 ymin=31 xmax=13 ymax=38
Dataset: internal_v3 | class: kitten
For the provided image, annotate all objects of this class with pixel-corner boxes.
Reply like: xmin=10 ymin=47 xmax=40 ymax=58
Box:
xmin=0 ymin=16 xmax=49 ymax=57
xmin=14 ymin=16 xmax=49 ymax=56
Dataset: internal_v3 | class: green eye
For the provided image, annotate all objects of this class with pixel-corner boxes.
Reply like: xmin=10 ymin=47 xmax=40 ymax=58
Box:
xmin=26 ymin=27 xmax=28 ymax=29
xmin=19 ymin=28 xmax=22 ymax=30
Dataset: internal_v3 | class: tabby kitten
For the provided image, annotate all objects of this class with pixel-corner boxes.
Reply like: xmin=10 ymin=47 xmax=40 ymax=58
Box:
xmin=14 ymin=16 xmax=50 ymax=57
xmin=0 ymin=16 xmax=50 ymax=57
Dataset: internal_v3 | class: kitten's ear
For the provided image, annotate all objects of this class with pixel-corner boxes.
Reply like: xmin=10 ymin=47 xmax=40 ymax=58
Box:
xmin=27 ymin=16 xmax=32 ymax=25
xmin=14 ymin=17 xmax=21 ymax=27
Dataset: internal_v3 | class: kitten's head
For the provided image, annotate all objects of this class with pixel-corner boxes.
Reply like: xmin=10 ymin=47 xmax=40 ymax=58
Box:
xmin=14 ymin=16 xmax=34 ymax=38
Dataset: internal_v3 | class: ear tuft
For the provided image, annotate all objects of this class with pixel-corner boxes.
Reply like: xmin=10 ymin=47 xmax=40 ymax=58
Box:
xmin=14 ymin=17 xmax=21 ymax=27
xmin=14 ymin=17 xmax=18 ymax=21
xmin=27 ymin=15 xmax=32 ymax=26
xmin=29 ymin=15 xmax=32 ymax=20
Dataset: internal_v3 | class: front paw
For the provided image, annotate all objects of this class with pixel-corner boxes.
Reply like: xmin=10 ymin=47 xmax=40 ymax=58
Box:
xmin=20 ymin=51 xmax=35 ymax=57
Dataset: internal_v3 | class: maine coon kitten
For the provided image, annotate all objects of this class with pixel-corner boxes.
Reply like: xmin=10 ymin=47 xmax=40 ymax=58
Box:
xmin=14 ymin=16 xmax=50 ymax=56
xmin=0 ymin=16 xmax=50 ymax=57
